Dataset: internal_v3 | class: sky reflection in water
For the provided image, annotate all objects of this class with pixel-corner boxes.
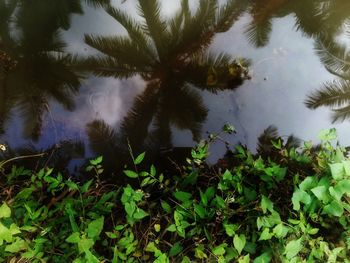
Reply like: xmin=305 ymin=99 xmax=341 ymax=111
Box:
xmin=1 ymin=0 xmax=350 ymax=165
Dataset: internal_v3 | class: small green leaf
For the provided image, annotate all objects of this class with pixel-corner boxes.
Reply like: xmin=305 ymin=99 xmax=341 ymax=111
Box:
xmin=273 ymin=223 xmax=287 ymax=238
xmin=214 ymin=195 xmax=226 ymax=209
xmin=133 ymin=208 xmax=149 ymax=219
xmin=90 ymin=156 xmax=103 ymax=165
xmin=238 ymin=254 xmax=250 ymax=263
xmin=194 ymin=204 xmax=206 ymax=219
xmin=194 ymin=245 xmax=207 ymax=259
xmin=342 ymin=160 xmax=350 ymax=176
xmin=81 ymin=179 xmax=93 ymax=193
xmin=261 ymin=195 xmax=274 ymax=214
xmin=154 ymin=224 xmax=161 ymax=233
xmin=323 ymin=200 xmax=344 ymax=217
xmin=253 ymin=252 xmax=272 ymax=263
xmin=123 ymin=170 xmax=138 ymax=178
xmin=234 ymin=234 xmax=246 ymax=255
xmin=125 ymin=202 xmax=136 ymax=217
xmin=150 ymin=165 xmax=156 ymax=176
xmin=0 ymin=202 xmax=11 ymax=218
xmin=87 ymin=217 xmax=104 ymax=239
xmin=330 ymin=163 xmax=345 ymax=180
xmin=223 ymin=169 xmax=233 ymax=181
xmin=308 ymin=228 xmax=319 ymax=235
xmin=311 ymin=186 xmax=329 ymax=203
xmin=161 ymin=200 xmax=172 ymax=213
xmin=223 ymin=224 xmax=236 ymax=237
xmin=212 ymin=243 xmax=227 ymax=256
xmin=169 ymin=242 xmax=183 ymax=257
xmin=78 ymin=237 xmax=94 ymax=253
xmin=259 ymin=228 xmax=272 ymax=241
xmin=66 ymin=180 xmax=79 ymax=191
xmin=134 ymin=152 xmax=145 ymax=165
xmin=299 ymin=176 xmax=317 ymax=191
xmin=5 ymin=238 xmax=27 ymax=253
xmin=166 ymin=224 xmax=177 ymax=232
xmin=199 ymin=190 xmax=208 ymax=206
xmin=66 ymin=232 xmax=81 ymax=243
xmin=292 ymin=189 xmax=311 ymax=211
xmin=174 ymin=191 xmax=192 ymax=202
xmin=284 ymin=237 xmax=303 ymax=259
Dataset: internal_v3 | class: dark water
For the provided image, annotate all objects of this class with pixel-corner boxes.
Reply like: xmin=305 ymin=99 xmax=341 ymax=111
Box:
xmin=1 ymin=0 xmax=350 ymax=170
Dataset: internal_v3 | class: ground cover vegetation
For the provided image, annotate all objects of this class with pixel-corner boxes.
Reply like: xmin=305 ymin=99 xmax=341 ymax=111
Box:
xmin=0 ymin=126 xmax=350 ymax=262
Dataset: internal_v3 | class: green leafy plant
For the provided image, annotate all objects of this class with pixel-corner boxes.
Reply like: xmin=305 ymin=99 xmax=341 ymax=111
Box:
xmin=1 ymin=127 xmax=350 ymax=262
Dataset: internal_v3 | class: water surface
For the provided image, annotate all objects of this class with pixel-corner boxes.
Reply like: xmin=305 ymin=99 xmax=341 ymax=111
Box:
xmin=1 ymin=0 xmax=350 ymax=169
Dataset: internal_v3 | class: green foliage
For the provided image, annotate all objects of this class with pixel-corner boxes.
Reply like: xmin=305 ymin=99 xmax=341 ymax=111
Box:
xmin=1 ymin=127 xmax=350 ymax=262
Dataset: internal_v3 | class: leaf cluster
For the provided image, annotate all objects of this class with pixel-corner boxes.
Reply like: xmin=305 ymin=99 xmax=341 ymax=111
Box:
xmin=1 ymin=128 xmax=350 ymax=262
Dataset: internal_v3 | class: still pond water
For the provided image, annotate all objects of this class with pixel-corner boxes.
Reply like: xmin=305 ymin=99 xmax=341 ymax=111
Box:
xmin=1 ymin=0 xmax=350 ymax=170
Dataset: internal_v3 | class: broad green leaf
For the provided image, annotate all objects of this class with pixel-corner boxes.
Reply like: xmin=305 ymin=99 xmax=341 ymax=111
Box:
xmin=212 ymin=243 xmax=227 ymax=256
xmin=342 ymin=160 xmax=350 ymax=176
xmin=284 ymin=238 xmax=303 ymax=259
xmin=87 ymin=217 xmax=104 ymax=239
xmin=169 ymin=242 xmax=183 ymax=257
xmin=204 ymin=187 xmax=216 ymax=201
xmin=214 ymin=195 xmax=226 ymax=209
xmin=66 ymin=232 xmax=81 ymax=243
xmin=329 ymin=163 xmax=345 ymax=180
xmin=66 ymin=180 xmax=79 ymax=191
xmin=330 ymin=179 xmax=350 ymax=201
xmin=299 ymin=176 xmax=317 ymax=191
xmin=261 ymin=195 xmax=274 ymax=214
xmin=234 ymin=234 xmax=246 ymax=255
xmin=223 ymin=224 xmax=236 ymax=237
xmin=174 ymin=191 xmax=192 ymax=202
xmin=199 ymin=190 xmax=208 ymax=206
xmin=308 ymin=228 xmax=319 ymax=235
xmin=273 ymin=223 xmax=286 ymax=238
xmin=166 ymin=224 xmax=176 ymax=232
xmin=323 ymin=200 xmax=344 ymax=217
xmin=85 ymin=250 xmax=99 ymax=263
xmin=194 ymin=204 xmax=206 ymax=219
xmin=125 ymin=202 xmax=136 ymax=217
xmin=133 ymin=208 xmax=149 ymax=219
xmin=134 ymin=152 xmax=145 ymax=165
xmin=5 ymin=238 xmax=27 ymax=253
xmin=311 ymin=186 xmax=329 ymax=203
xmin=238 ymin=254 xmax=250 ymax=263
xmin=0 ymin=202 xmax=11 ymax=218
xmin=223 ymin=170 xmax=233 ymax=181
xmin=292 ymin=189 xmax=311 ymax=211
xmin=78 ymin=237 xmax=94 ymax=253
xmin=253 ymin=252 xmax=272 ymax=263
xmin=123 ymin=170 xmax=138 ymax=178
xmin=259 ymin=228 xmax=272 ymax=241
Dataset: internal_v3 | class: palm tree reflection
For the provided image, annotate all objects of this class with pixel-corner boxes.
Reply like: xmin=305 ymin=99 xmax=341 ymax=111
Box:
xmin=244 ymin=0 xmax=350 ymax=122
xmin=83 ymin=0 xmax=251 ymax=164
xmin=305 ymin=39 xmax=350 ymax=122
xmin=0 ymin=0 xmax=110 ymax=140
